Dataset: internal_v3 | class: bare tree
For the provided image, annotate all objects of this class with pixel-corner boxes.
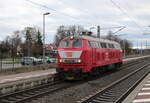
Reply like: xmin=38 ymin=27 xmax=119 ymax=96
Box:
xmin=54 ymin=25 xmax=86 ymax=46
xmin=103 ymin=31 xmax=132 ymax=55
xmin=0 ymin=36 xmax=12 ymax=57
xmin=10 ymin=31 xmax=22 ymax=56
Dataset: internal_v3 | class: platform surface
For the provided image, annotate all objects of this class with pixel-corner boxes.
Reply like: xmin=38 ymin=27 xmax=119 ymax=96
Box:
xmin=0 ymin=69 xmax=56 ymax=84
xmin=123 ymin=73 xmax=150 ymax=103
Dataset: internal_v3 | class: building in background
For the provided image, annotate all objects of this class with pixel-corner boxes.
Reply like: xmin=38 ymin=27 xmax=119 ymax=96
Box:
xmin=44 ymin=44 xmax=57 ymax=57
xmin=131 ymin=45 xmax=150 ymax=55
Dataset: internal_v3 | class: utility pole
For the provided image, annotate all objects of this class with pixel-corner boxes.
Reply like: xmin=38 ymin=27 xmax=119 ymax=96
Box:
xmin=145 ymin=40 xmax=147 ymax=54
xmin=137 ymin=40 xmax=139 ymax=55
xmin=0 ymin=47 xmax=2 ymax=70
xmin=26 ymin=29 xmax=31 ymax=57
xmin=141 ymin=42 xmax=143 ymax=55
xmin=97 ymin=25 xmax=100 ymax=38
xmin=123 ymin=40 xmax=126 ymax=58
xmin=146 ymin=40 xmax=147 ymax=49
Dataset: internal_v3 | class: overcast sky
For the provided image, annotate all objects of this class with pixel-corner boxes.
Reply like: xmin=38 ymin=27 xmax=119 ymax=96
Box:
xmin=0 ymin=0 xmax=150 ymax=47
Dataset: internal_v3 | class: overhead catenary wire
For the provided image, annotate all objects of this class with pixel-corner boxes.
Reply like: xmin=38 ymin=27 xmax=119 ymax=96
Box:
xmin=59 ymin=0 xmax=128 ymax=33
xmin=25 ymin=0 xmax=96 ymax=26
xmin=57 ymin=0 xmax=126 ymax=32
xmin=26 ymin=0 xmax=80 ymax=21
xmin=26 ymin=0 xmax=123 ymax=30
xmin=109 ymin=0 xmax=144 ymax=34
xmin=112 ymin=26 xmax=126 ymax=34
xmin=26 ymin=0 xmax=133 ymax=34
xmin=55 ymin=0 xmax=104 ymax=29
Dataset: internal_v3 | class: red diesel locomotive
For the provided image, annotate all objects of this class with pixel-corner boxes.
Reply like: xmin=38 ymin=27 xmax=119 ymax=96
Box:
xmin=56 ymin=35 xmax=123 ymax=80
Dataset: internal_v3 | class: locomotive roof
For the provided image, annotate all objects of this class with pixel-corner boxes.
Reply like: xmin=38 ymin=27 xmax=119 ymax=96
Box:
xmin=63 ymin=35 xmax=119 ymax=45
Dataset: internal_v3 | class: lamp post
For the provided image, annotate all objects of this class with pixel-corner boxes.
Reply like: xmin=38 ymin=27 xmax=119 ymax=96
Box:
xmin=43 ymin=12 xmax=50 ymax=60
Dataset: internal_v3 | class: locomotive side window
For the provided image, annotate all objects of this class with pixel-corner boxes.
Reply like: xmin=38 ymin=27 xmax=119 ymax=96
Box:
xmin=114 ymin=44 xmax=121 ymax=49
xmin=90 ymin=41 xmax=95 ymax=48
xmin=97 ymin=42 xmax=101 ymax=48
xmin=72 ymin=40 xmax=82 ymax=48
xmin=101 ymin=43 xmax=107 ymax=48
xmin=88 ymin=41 xmax=92 ymax=48
xmin=108 ymin=44 xmax=115 ymax=48
xmin=94 ymin=42 xmax=97 ymax=48
xmin=108 ymin=44 xmax=112 ymax=48
xmin=59 ymin=41 xmax=70 ymax=48
xmin=91 ymin=42 xmax=95 ymax=48
xmin=95 ymin=42 xmax=99 ymax=48
xmin=99 ymin=42 xmax=102 ymax=48
xmin=112 ymin=44 xmax=115 ymax=48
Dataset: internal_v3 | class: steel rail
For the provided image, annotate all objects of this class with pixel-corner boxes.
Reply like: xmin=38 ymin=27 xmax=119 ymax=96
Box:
xmin=79 ymin=63 xmax=150 ymax=103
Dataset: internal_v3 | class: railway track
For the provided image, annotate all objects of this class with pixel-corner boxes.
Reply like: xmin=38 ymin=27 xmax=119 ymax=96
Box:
xmin=78 ymin=63 xmax=150 ymax=103
xmin=0 ymin=79 xmax=78 ymax=103
xmin=0 ymin=58 xmax=149 ymax=103
xmin=121 ymin=57 xmax=149 ymax=69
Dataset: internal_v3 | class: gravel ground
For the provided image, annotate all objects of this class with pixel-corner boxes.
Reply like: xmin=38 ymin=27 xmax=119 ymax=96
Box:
xmin=30 ymin=61 xmax=147 ymax=103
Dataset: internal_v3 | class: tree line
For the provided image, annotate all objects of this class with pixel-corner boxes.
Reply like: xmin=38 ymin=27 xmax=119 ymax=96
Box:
xmin=0 ymin=25 xmax=132 ymax=58
xmin=0 ymin=27 xmax=43 ymax=58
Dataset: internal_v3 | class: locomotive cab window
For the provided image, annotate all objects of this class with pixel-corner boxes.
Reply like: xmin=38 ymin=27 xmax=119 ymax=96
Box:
xmin=59 ymin=41 xmax=70 ymax=48
xmin=72 ymin=40 xmax=82 ymax=48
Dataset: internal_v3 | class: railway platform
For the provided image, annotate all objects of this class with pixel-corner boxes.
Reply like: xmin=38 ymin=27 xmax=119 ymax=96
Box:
xmin=123 ymin=73 xmax=150 ymax=103
xmin=0 ymin=69 xmax=56 ymax=94
xmin=0 ymin=69 xmax=56 ymax=84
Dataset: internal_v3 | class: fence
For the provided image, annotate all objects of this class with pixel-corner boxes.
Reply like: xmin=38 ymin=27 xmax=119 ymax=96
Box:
xmin=0 ymin=56 xmax=57 ymax=72
xmin=0 ymin=57 xmax=22 ymax=70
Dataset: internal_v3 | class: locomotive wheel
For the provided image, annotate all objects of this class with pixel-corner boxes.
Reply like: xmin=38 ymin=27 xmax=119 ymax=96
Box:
xmin=90 ymin=67 xmax=100 ymax=76
xmin=114 ymin=62 xmax=122 ymax=70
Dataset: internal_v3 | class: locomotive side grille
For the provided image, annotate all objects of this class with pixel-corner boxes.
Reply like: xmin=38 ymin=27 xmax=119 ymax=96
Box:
xmin=58 ymin=51 xmax=82 ymax=58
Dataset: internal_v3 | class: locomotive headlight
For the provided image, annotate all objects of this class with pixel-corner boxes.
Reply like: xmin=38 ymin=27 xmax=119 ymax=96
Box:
xmin=60 ymin=59 xmax=63 ymax=63
xmin=77 ymin=59 xmax=81 ymax=63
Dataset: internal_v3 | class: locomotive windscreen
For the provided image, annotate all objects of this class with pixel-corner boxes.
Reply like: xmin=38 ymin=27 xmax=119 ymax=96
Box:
xmin=59 ymin=40 xmax=82 ymax=48
xmin=72 ymin=40 xmax=82 ymax=48
xmin=59 ymin=41 xmax=70 ymax=48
